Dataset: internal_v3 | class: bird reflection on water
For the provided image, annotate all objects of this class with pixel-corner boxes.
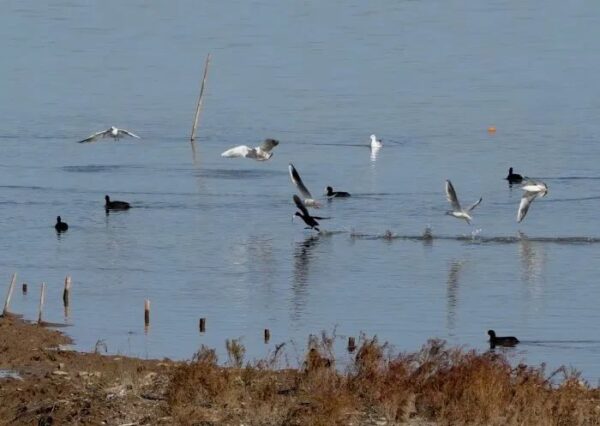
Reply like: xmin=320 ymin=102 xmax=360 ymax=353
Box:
xmin=446 ymin=260 xmax=465 ymax=334
xmin=291 ymin=235 xmax=321 ymax=321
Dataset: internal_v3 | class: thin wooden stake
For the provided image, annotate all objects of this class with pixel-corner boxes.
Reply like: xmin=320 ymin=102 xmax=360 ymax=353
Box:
xmin=264 ymin=328 xmax=270 ymax=343
xmin=62 ymin=275 xmax=72 ymax=307
xmin=190 ymin=53 xmax=211 ymax=142
xmin=22 ymin=283 xmax=28 ymax=294
xmin=144 ymin=299 xmax=150 ymax=326
xmin=38 ymin=282 xmax=46 ymax=324
xmin=2 ymin=273 xmax=17 ymax=316
xmin=199 ymin=317 xmax=206 ymax=333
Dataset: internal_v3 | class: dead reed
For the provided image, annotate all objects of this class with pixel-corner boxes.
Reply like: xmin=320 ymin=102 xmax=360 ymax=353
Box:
xmin=166 ymin=336 xmax=600 ymax=425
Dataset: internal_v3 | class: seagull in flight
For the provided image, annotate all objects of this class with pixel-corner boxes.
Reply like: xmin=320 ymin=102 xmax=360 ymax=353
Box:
xmin=517 ymin=179 xmax=548 ymax=223
xmin=78 ymin=126 xmax=140 ymax=143
xmin=221 ymin=139 xmax=279 ymax=161
xmin=445 ymin=180 xmax=482 ymax=224
xmin=289 ymin=163 xmax=320 ymax=207
xmin=293 ymin=195 xmax=322 ymax=232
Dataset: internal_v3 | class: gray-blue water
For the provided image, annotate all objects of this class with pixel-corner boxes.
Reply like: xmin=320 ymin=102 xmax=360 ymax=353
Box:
xmin=3 ymin=1 xmax=600 ymax=381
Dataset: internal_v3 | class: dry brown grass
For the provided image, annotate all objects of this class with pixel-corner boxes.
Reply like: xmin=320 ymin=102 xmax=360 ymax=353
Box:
xmin=166 ymin=336 xmax=600 ymax=426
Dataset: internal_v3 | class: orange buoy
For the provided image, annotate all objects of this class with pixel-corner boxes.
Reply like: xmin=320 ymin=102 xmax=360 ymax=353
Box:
xmin=487 ymin=126 xmax=497 ymax=133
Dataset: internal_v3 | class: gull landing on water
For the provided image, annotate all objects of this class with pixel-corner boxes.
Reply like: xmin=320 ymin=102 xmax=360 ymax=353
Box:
xmin=445 ymin=180 xmax=482 ymax=224
xmin=78 ymin=126 xmax=140 ymax=143
xmin=517 ymin=179 xmax=548 ymax=223
xmin=289 ymin=163 xmax=321 ymax=208
xmin=221 ymin=139 xmax=279 ymax=161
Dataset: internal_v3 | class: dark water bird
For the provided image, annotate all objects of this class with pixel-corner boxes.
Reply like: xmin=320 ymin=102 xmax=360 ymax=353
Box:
xmin=221 ymin=138 xmax=279 ymax=161
xmin=78 ymin=126 xmax=140 ymax=143
xmin=445 ymin=180 xmax=482 ymax=224
xmin=517 ymin=180 xmax=548 ymax=223
xmin=505 ymin=167 xmax=524 ymax=184
xmin=289 ymin=163 xmax=320 ymax=207
xmin=293 ymin=195 xmax=320 ymax=232
xmin=325 ymin=186 xmax=351 ymax=198
xmin=488 ymin=329 xmax=520 ymax=348
xmin=105 ymin=195 xmax=130 ymax=210
xmin=55 ymin=216 xmax=68 ymax=232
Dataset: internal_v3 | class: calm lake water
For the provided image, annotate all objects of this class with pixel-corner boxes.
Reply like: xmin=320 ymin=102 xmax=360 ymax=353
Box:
xmin=2 ymin=1 xmax=600 ymax=381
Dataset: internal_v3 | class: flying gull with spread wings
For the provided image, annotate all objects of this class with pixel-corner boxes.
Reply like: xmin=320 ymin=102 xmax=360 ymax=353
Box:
xmin=78 ymin=126 xmax=140 ymax=143
xmin=445 ymin=180 xmax=482 ymax=224
xmin=221 ymin=138 xmax=279 ymax=161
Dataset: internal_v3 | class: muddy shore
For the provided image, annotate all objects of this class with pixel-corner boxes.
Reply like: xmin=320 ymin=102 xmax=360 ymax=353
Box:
xmin=1 ymin=315 xmax=599 ymax=425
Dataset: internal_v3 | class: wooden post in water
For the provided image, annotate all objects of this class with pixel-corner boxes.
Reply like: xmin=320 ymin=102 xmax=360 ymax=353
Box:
xmin=62 ymin=276 xmax=72 ymax=307
xmin=199 ymin=317 xmax=206 ymax=333
xmin=347 ymin=337 xmax=356 ymax=352
xmin=190 ymin=53 xmax=211 ymax=142
xmin=37 ymin=282 xmax=46 ymax=324
xmin=264 ymin=328 xmax=270 ymax=343
xmin=144 ymin=299 xmax=150 ymax=326
xmin=2 ymin=273 xmax=17 ymax=316
xmin=22 ymin=283 xmax=27 ymax=294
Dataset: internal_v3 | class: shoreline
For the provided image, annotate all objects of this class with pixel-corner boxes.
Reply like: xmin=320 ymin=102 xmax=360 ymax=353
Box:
xmin=1 ymin=315 xmax=600 ymax=425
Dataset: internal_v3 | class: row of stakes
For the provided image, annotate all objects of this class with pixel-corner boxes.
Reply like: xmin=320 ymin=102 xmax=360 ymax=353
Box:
xmin=3 ymin=273 xmax=359 ymax=352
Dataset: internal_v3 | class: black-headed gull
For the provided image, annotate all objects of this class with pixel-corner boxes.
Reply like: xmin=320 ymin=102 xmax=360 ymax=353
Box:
xmin=289 ymin=163 xmax=320 ymax=207
xmin=445 ymin=180 xmax=482 ymax=224
xmin=370 ymin=134 xmax=383 ymax=148
xmin=78 ymin=126 xmax=140 ymax=143
xmin=293 ymin=195 xmax=320 ymax=232
xmin=517 ymin=180 xmax=548 ymax=223
xmin=221 ymin=139 xmax=279 ymax=161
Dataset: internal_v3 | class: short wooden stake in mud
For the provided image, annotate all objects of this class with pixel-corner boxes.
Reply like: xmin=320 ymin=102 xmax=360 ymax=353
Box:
xmin=2 ymin=273 xmax=17 ymax=316
xmin=264 ymin=328 xmax=271 ymax=343
xmin=22 ymin=283 xmax=28 ymax=294
xmin=199 ymin=317 xmax=206 ymax=333
xmin=37 ymin=282 xmax=46 ymax=324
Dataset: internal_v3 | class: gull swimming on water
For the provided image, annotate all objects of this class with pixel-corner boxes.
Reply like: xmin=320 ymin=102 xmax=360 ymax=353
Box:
xmin=445 ymin=180 xmax=482 ymax=224
xmin=221 ymin=139 xmax=279 ymax=161
xmin=289 ymin=163 xmax=321 ymax=207
xmin=517 ymin=179 xmax=548 ymax=223
xmin=370 ymin=134 xmax=383 ymax=149
xmin=78 ymin=126 xmax=140 ymax=143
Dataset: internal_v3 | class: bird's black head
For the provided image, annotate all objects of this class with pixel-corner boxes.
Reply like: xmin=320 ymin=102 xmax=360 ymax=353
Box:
xmin=57 ymin=216 xmax=61 ymax=223
xmin=509 ymin=167 xmax=513 ymax=173
xmin=487 ymin=330 xmax=496 ymax=338
xmin=105 ymin=195 xmax=110 ymax=202
xmin=294 ymin=211 xmax=303 ymax=218
xmin=326 ymin=186 xmax=333 ymax=195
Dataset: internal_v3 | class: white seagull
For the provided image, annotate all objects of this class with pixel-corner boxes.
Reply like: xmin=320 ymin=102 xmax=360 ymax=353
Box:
xmin=78 ymin=126 xmax=140 ymax=143
xmin=370 ymin=134 xmax=383 ymax=149
xmin=517 ymin=179 xmax=548 ymax=223
xmin=221 ymin=139 xmax=279 ymax=161
xmin=289 ymin=163 xmax=321 ymax=208
xmin=445 ymin=180 xmax=482 ymax=224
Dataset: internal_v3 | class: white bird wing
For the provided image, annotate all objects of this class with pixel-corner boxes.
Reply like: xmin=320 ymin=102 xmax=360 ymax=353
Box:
xmin=289 ymin=163 xmax=313 ymax=200
xmin=221 ymin=145 xmax=255 ymax=158
xmin=445 ymin=180 xmax=462 ymax=211
xmin=77 ymin=128 xmax=111 ymax=143
xmin=258 ymin=138 xmax=279 ymax=152
xmin=517 ymin=191 xmax=540 ymax=223
xmin=467 ymin=197 xmax=483 ymax=212
xmin=117 ymin=129 xmax=141 ymax=139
